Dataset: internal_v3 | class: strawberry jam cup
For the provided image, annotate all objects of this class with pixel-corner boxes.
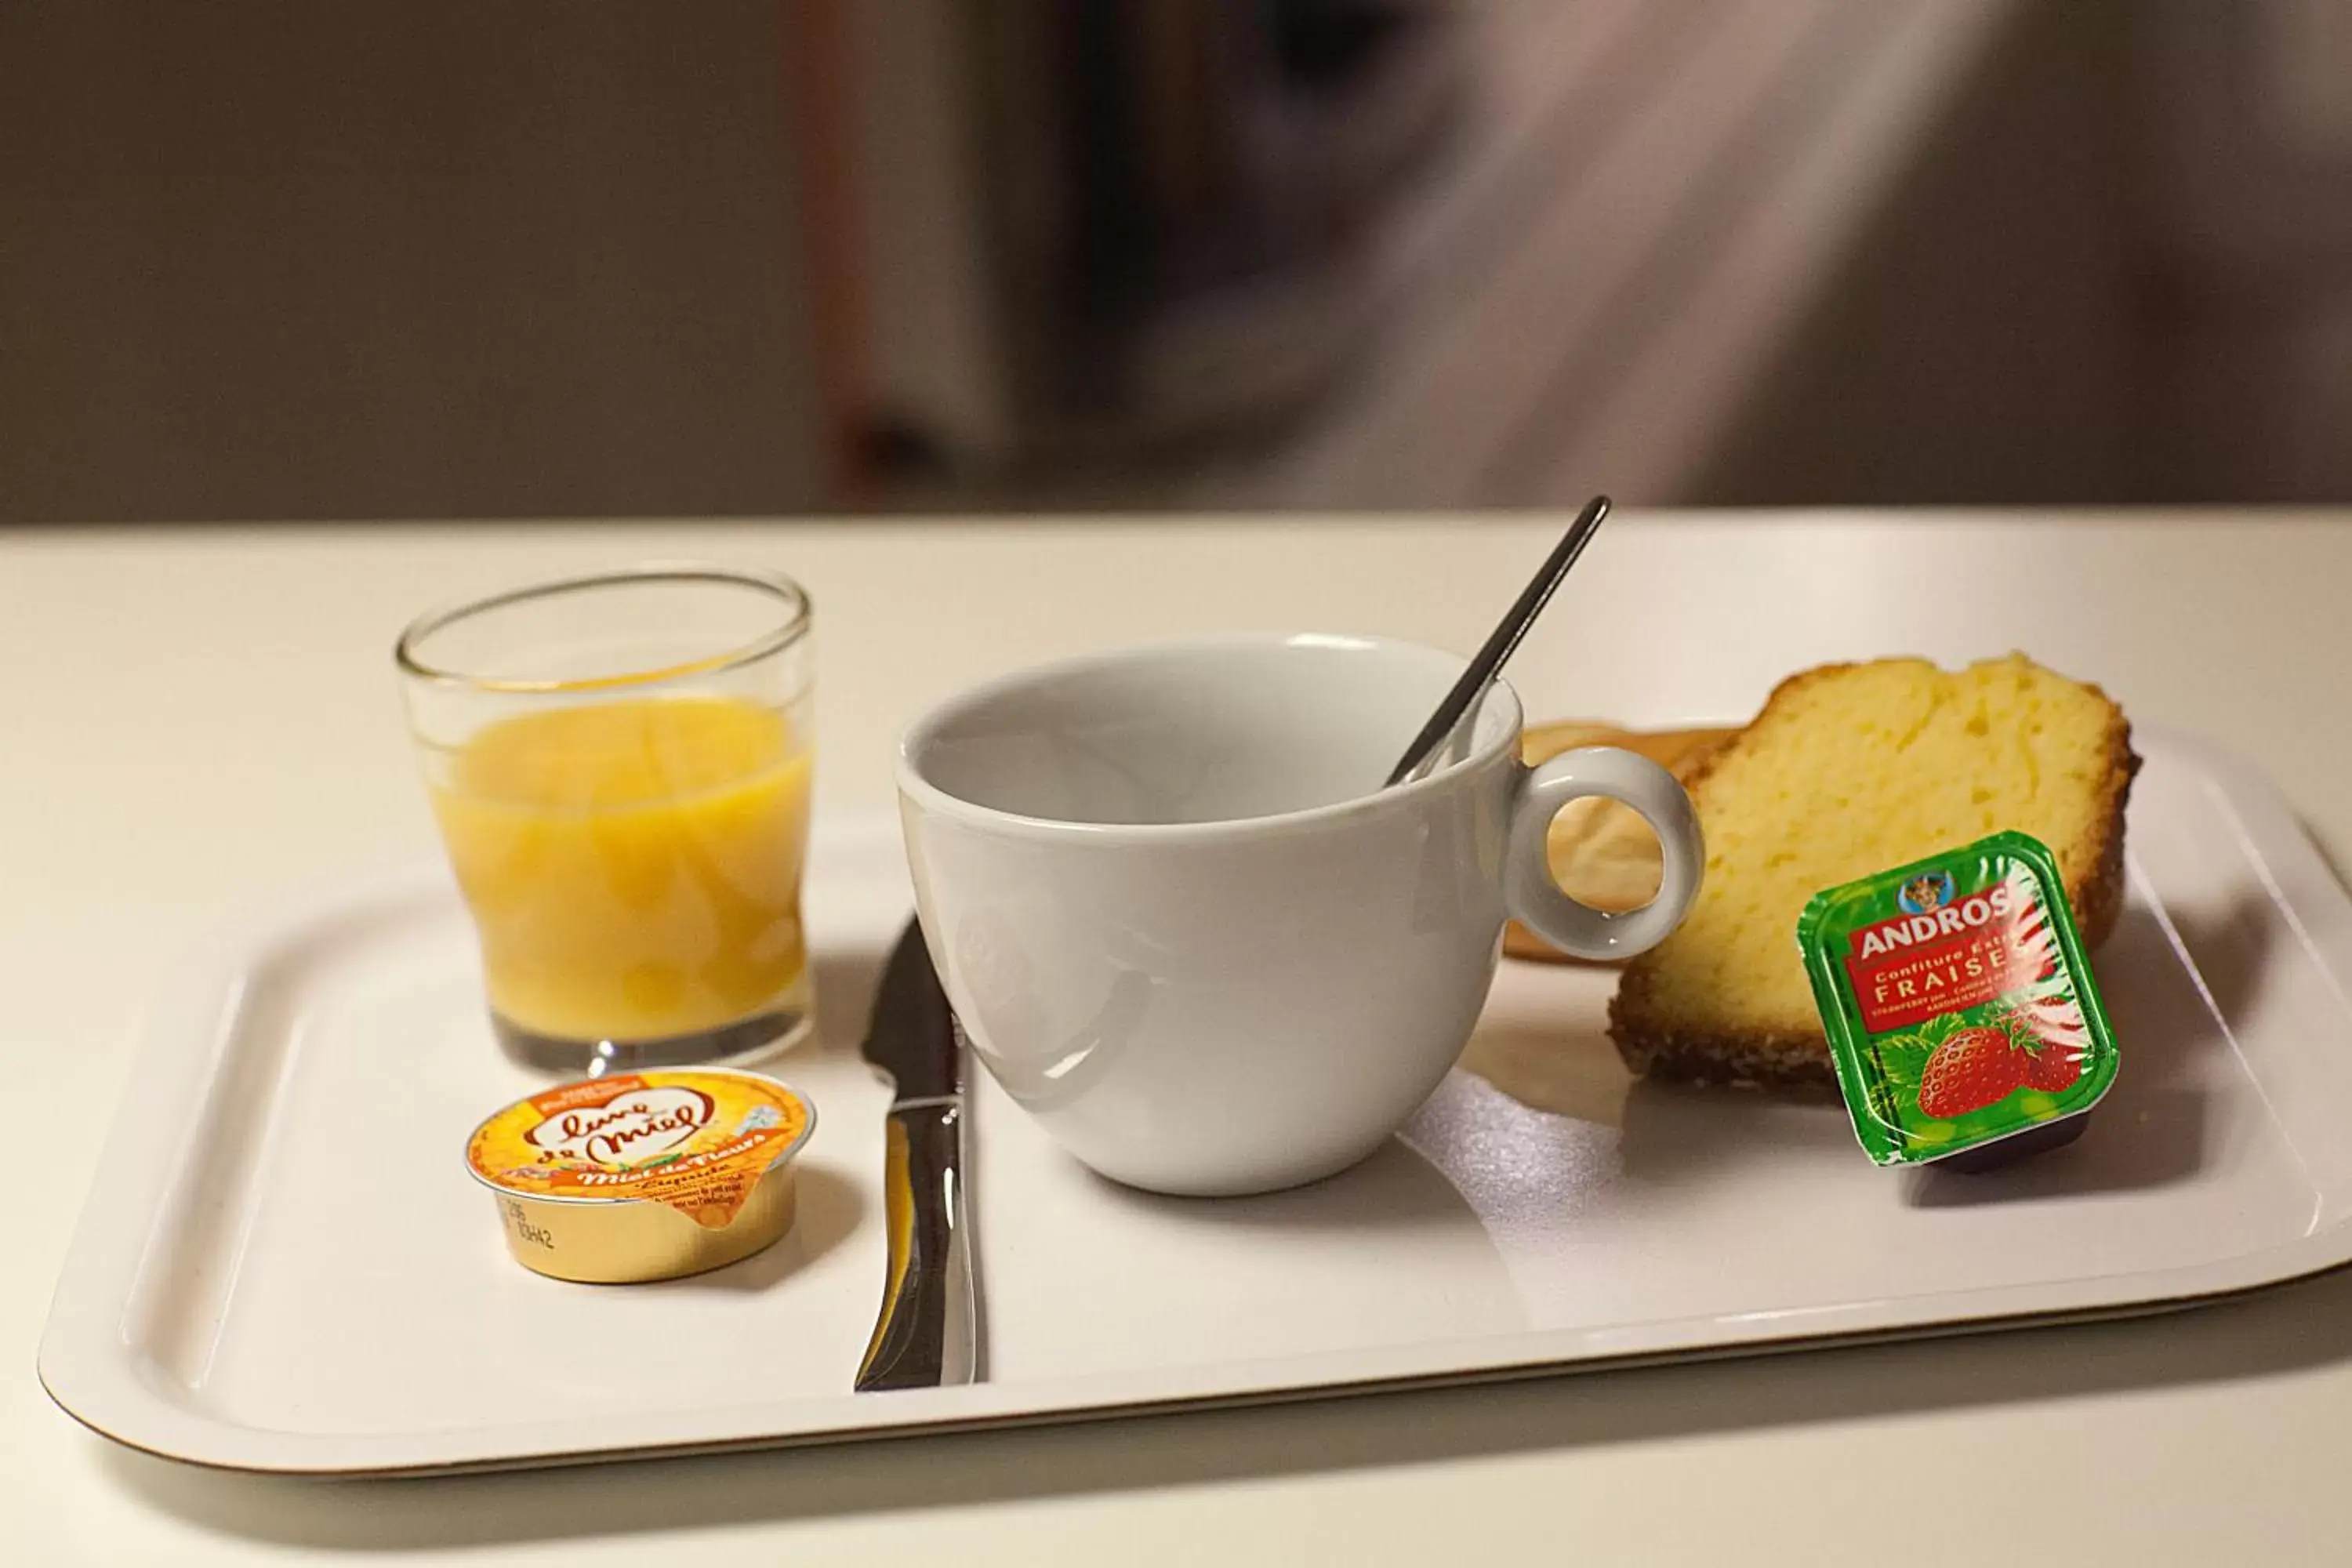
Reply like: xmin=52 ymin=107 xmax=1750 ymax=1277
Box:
xmin=1798 ymin=831 xmax=2119 ymax=1171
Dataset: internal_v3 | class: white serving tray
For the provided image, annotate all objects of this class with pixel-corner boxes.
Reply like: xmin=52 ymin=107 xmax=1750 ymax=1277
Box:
xmin=41 ymin=731 xmax=2352 ymax=1475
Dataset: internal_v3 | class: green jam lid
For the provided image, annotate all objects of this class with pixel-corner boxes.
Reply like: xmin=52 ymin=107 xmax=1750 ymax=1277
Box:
xmin=1796 ymin=830 xmax=2119 ymax=1167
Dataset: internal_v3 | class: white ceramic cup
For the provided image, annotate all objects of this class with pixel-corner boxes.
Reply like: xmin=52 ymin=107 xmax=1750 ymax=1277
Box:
xmin=895 ymin=633 xmax=1704 ymax=1196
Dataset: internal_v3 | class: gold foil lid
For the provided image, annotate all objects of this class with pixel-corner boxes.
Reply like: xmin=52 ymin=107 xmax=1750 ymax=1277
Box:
xmin=466 ymin=1069 xmax=814 ymax=1229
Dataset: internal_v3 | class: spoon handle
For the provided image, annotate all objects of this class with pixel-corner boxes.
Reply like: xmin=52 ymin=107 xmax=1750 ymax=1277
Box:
xmin=1383 ymin=495 xmax=1612 ymax=789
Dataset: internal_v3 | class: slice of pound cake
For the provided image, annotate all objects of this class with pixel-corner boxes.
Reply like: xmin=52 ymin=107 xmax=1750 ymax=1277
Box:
xmin=1607 ymin=654 xmax=2138 ymax=1091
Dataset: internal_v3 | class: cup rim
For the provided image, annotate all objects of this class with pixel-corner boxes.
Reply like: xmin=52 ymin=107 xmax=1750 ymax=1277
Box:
xmin=394 ymin=562 xmax=812 ymax=695
xmin=894 ymin=631 xmax=1525 ymax=842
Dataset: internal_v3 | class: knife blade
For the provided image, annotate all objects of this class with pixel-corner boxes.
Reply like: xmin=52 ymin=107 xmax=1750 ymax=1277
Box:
xmin=854 ymin=918 xmax=978 ymax=1392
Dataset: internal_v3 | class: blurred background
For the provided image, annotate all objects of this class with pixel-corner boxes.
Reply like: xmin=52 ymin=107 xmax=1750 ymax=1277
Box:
xmin=6 ymin=0 xmax=2352 ymax=524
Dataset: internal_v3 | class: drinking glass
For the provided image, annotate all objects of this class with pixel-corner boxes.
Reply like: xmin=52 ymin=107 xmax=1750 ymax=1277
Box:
xmin=397 ymin=565 xmax=815 ymax=1075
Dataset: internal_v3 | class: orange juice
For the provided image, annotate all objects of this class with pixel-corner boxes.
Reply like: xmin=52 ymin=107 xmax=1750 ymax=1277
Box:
xmin=429 ymin=695 xmax=814 ymax=1044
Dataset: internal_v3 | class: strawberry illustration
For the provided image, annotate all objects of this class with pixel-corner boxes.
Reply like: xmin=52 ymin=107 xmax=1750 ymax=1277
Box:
xmin=1916 ymin=1026 xmax=2027 ymax=1118
xmin=2020 ymin=1038 xmax=2083 ymax=1091
xmin=1992 ymin=996 xmax=2089 ymax=1093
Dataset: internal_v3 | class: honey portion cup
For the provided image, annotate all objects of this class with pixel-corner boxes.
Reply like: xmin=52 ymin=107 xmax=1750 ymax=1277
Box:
xmin=463 ymin=1069 xmax=817 ymax=1283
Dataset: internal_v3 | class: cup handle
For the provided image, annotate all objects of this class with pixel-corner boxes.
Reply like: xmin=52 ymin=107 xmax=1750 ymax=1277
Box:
xmin=1504 ymin=746 xmax=1704 ymax=960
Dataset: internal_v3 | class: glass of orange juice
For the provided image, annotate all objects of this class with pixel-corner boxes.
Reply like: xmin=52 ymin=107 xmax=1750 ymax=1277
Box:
xmin=397 ymin=565 xmax=816 ymax=1076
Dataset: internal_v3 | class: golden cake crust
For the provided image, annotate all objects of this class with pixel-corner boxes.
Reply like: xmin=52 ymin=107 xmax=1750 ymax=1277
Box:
xmin=1605 ymin=659 xmax=2140 ymax=1091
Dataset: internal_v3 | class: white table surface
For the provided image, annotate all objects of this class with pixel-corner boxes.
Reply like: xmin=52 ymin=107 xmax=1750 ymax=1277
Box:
xmin=9 ymin=510 xmax=2352 ymax=1564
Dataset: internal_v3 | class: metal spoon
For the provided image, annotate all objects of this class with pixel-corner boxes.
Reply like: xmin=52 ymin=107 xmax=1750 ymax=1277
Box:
xmin=1383 ymin=494 xmax=1612 ymax=788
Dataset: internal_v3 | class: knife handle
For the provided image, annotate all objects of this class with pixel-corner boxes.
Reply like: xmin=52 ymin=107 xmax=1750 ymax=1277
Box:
xmin=855 ymin=1099 xmax=977 ymax=1392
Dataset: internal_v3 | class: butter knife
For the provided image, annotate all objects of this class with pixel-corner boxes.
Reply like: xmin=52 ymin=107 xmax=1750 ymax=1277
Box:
xmin=854 ymin=919 xmax=978 ymax=1392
